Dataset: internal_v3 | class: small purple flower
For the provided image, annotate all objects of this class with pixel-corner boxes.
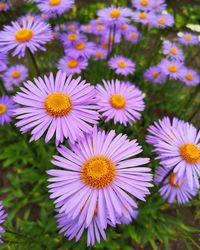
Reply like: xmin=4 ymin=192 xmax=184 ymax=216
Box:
xmin=124 ymin=27 xmax=141 ymax=43
xmin=14 ymin=71 xmax=99 ymax=144
xmin=0 ymin=19 xmax=52 ymax=58
xmin=147 ymin=116 xmax=200 ymax=189
xmin=0 ymin=95 xmax=17 ymax=125
xmin=155 ymin=167 xmax=197 ymax=204
xmin=101 ymin=29 xmax=122 ymax=45
xmin=132 ymin=0 xmax=153 ymax=11
xmin=180 ymin=68 xmax=200 ymax=86
xmin=58 ymin=55 xmax=88 ymax=75
xmin=64 ymin=40 xmax=95 ymax=58
xmin=177 ymin=32 xmax=199 ymax=46
xmin=80 ymin=24 xmax=93 ymax=34
xmin=151 ymin=0 xmax=166 ymax=13
xmin=3 ymin=64 xmax=28 ymax=91
xmin=159 ymin=58 xmax=184 ymax=80
xmin=0 ymin=53 xmax=7 ymax=73
xmin=90 ymin=22 xmax=107 ymax=36
xmin=162 ymin=41 xmax=184 ymax=61
xmin=108 ymin=55 xmax=135 ymax=76
xmin=59 ymin=32 xmax=85 ymax=47
xmin=154 ymin=13 xmax=174 ymax=28
xmin=0 ymin=201 xmax=7 ymax=243
xmin=144 ymin=65 xmax=166 ymax=84
xmin=92 ymin=46 xmax=108 ymax=61
xmin=0 ymin=1 xmax=11 ymax=12
xmin=133 ymin=11 xmax=155 ymax=25
xmin=65 ymin=21 xmax=79 ymax=33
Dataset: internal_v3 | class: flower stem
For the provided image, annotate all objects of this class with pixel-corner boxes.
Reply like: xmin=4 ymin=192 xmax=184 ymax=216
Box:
xmin=27 ymin=48 xmax=40 ymax=76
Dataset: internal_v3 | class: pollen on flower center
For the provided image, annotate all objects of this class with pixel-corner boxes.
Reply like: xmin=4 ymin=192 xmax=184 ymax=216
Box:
xmin=170 ymin=47 xmax=177 ymax=55
xmin=67 ymin=34 xmax=78 ymax=41
xmin=158 ymin=18 xmax=166 ymax=24
xmin=184 ymin=35 xmax=192 ymax=41
xmin=186 ymin=74 xmax=193 ymax=81
xmin=0 ymin=3 xmax=6 ymax=10
xmin=97 ymin=25 xmax=104 ymax=31
xmin=110 ymin=94 xmax=126 ymax=109
xmin=139 ymin=12 xmax=147 ymax=19
xmin=44 ymin=92 xmax=72 ymax=117
xmin=75 ymin=42 xmax=85 ymax=50
xmin=168 ymin=65 xmax=178 ymax=73
xmin=110 ymin=9 xmax=121 ymax=18
xmin=49 ymin=0 xmax=61 ymax=6
xmin=180 ymin=143 xmax=200 ymax=164
xmin=67 ymin=59 xmax=78 ymax=68
xmin=12 ymin=70 xmax=21 ymax=79
xmin=15 ymin=28 xmax=33 ymax=43
xmin=102 ymin=43 xmax=109 ymax=49
xmin=152 ymin=71 xmax=159 ymax=78
xmin=130 ymin=33 xmax=137 ymax=39
xmin=81 ymin=155 xmax=116 ymax=189
xmin=169 ymin=173 xmax=179 ymax=188
xmin=95 ymin=51 xmax=103 ymax=58
xmin=140 ymin=0 xmax=149 ymax=6
xmin=85 ymin=25 xmax=91 ymax=30
xmin=0 ymin=104 xmax=7 ymax=114
xmin=118 ymin=61 xmax=127 ymax=68
xmin=122 ymin=24 xmax=128 ymax=30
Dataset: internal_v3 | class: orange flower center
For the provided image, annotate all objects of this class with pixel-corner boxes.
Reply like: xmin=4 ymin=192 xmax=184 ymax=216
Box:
xmin=15 ymin=28 xmax=33 ymax=43
xmin=0 ymin=104 xmax=7 ymax=115
xmin=170 ymin=47 xmax=178 ymax=55
xmin=67 ymin=34 xmax=77 ymax=41
xmin=67 ymin=59 xmax=78 ymax=68
xmin=110 ymin=9 xmax=121 ymax=18
xmin=97 ymin=25 xmax=104 ymax=31
xmin=158 ymin=18 xmax=166 ymax=25
xmin=118 ymin=61 xmax=127 ymax=68
xmin=102 ymin=43 xmax=109 ymax=49
xmin=0 ymin=3 xmax=6 ymax=10
xmin=12 ymin=70 xmax=21 ymax=79
xmin=49 ymin=0 xmax=61 ymax=6
xmin=130 ymin=33 xmax=137 ymax=39
xmin=184 ymin=35 xmax=192 ymax=41
xmin=168 ymin=65 xmax=178 ymax=73
xmin=95 ymin=51 xmax=103 ymax=58
xmin=81 ymin=155 xmax=116 ymax=188
xmin=122 ymin=24 xmax=128 ymax=30
xmin=169 ymin=173 xmax=179 ymax=188
xmin=75 ymin=42 xmax=85 ymax=50
xmin=68 ymin=25 xmax=75 ymax=32
xmin=186 ymin=74 xmax=193 ymax=81
xmin=140 ymin=0 xmax=149 ymax=6
xmin=179 ymin=144 xmax=200 ymax=164
xmin=44 ymin=92 xmax=72 ymax=117
xmin=139 ymin=12 xmax=147 ymax=19
xmin=85 ymin=25 xmax=91 ymax=31
xmin=110 ymin=94 xmax=126 ymax=109
xmin=152 ymin=71 xmax=159 ymax=78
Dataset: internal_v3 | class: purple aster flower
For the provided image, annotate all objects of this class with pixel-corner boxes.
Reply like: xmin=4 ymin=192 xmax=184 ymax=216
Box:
xmin=0 ymin=19 xmax=52 ymax=58
xmin=47 ymin=127 xmax=152 ymax=230
xmin=64 ymin=40 xmax=95 ymax=58
xmin=132 ymin=0 xmax=154 ymax=11
xmin=151 ymin=0 xmax=166 ymax=13
xmin=37 ymin=0 xmax=74 ymax=17
xmin=18 ymin=14 xmax=44 ymax=24
xmin=159 ymin=58 xmax=184 ymax=80
xmin=59 ymin=32 xmax=85 ymax=47
xmin=154 ymin=13 xmax=174 ymax=28
xmin=58 ymin=55 xmax=88 ymax=76
xmin=133 ymin=11 xmax=155 ymax=25
xmin=3 ymin=64 xmax=28 ymax=91
xmin=80 ymin=24 xmax=93 ymax=34
xmin=124 ymin=27 xmax=141 ymax=43
xmin=92 ymin=46 xmax=108 ymax=61
xmin=0 ymin=1 xmax=11 ymax=12
xmin=155 ymin=167 xmax=197 ymax=204
xmin=65 ymin=22 xmax=79 ymax=33
xmin=97 ymin=7 xmax=133 ymax=27
xmin=144 ymin=65 xmax=166 ymax=84
xmin=96 ymin=80 xmax=145 ymax=125
xmin=0 ymin=53 xmax=7 ymax=73
xmin=90 ymin=22 xmax=107 ymax=36
xmin=0 ymin=95 xmax=17 ymax=125
xmin=0 ymin=201 xmax=7 ymax=243
xmin=162 ymin=41 xmax=184 ymax=61
xmin=14 ymin=71 xmax=99 ymax=144
xmin=108 ymin=55 xmax=135 ymax=76
xmin=147 ymin=116 xmax=200 ymax=189
xmin=101 ymin=29 xmax=122 ymax=45
xmin=177 ymin=32 xmax=199 ymax=46
xmin=180 ymin=68 xmax=200 ymax=86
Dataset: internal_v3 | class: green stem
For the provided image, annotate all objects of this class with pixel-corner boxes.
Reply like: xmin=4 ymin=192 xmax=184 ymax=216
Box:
xmin=27 ymin=48 xmax=40 ymax=76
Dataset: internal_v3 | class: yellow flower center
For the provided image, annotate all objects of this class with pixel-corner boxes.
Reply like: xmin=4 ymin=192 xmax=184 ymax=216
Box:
xmin=67 ymin=34 xmax=77 ymax=41
xmin=186 ymin=74 xmax=193 ymax=81
xmin=102 ymin=43 xmax=109 ymax=49
xmin=44 ymin=92 xmax=72 ymax=117
xmin=152 ymin=71 xmax=159 ymax=78
xmin=169 ymin=173 xmax=179 ymax=188
xmin=170 ymin=47 xmax=178 ymax=55
xmin=81 ymin=155 xmax=116 ymax=189
xmin=12 ymin=70 xmax=21 ymax=79
xmin=179 ymin=144 xmax=200 ymax=164
xmin=168 ymin=65 xmax=178 ymax=73
xmin=68 ymin=25 xmax=75 ymax=32
xmin=140 ymin=0 xmax=149 ymax=6
xmin=95 ymin=51 xmax=103 ymax=58
xmin=110 ymin=9 xmax=121 ymax=18
xmin=94 ymin=19 xmax=100 ymax=24
xmin=15 ymin=28 xmax=33 ymax=43
xmin=139 ymin=12 xmax=147 ymax=19
xmin=110 ymin=94 xmax=126 ymax=109
xmin=158 ymin=18 xmax=166 ymax=25
xmin=0 ymin=3 xmax=6 ymax=10
xmin=49 ymin=0 xmax=61 ymax=6
xmin=0 ymin=104 xmax=7 ymax=115
xmin=75 ymin=42 xmax=85 ymax=50
xmin=85 ymin=25 xmax=91 ymax=31
xmin=67 ymin=59 xmax=78 ymax=68
xmin=130 ymin=33 xmax=137 ymax=39
xmin=122 ymin=24 xmax=128 ymax=30
xmin=184 ymin=35 xmax=192 ymax=41
xmin=97 ymin=25 xmax=104 ymax=31
xmin=118 ymin=61 xmax=127 ymax=68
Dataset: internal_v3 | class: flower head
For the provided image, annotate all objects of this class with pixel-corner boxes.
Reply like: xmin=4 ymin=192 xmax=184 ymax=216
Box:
xmin=154 ymin=13 xmax=174 ymax=28
xmin=108 ymin=55 xmax=135 ymax=76
xmin=0 ymin=95 xmax=17 ymax=125
xmin=14 ymin=71 xmax=99 ymax=144
xmin=0 ymin=201 xmax=7 ymax=243
xmin=0 ymin=1 xmax=11 ymax=12
xmin=96 ymin=80 xmax=145 ymax=125
xmin=133 ymin=11 xmax=155 ymax=25
xmin=159 ymin=58 xmax=183 ymax=80
xmin=132 ymin=0 xmax=153 ymax=11
xmin=180 ymin=68 xmax=200 ymax=86
xmin=92 ymin=46 xmax=108 ymax=61
xmin=59 ymin=32 xmax=85 ymax=47
xmin=162 ymin=41 xmax=184 ymax=61
xmin=177 ymin=32 xmax=199 ymax=46
xmin=0 ymin=19 xmax=52 ymax=58
xmin=124 ymin=27 xmax=141 ymax=44
xmin=144 ymin=65 xmax=166 ymax=84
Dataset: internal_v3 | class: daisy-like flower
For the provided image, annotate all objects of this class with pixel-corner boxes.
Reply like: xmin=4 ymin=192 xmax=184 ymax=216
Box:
xmin=14 ymin=71 xmax=99 ymax=144
xmin=80 ymin=24 xmax=93 ymax=34
xmin=18 ymin=14 xmax=44 ymax=24
xmin=101 ymin=29 xmax=122 ymax=45
xmin=37 ymin=0 xmax=74 ymax=17
xmin=58 ymin=55 xmax=88 ymax=76
xmin=147 ymin=116 xmax=200 ymax=189
xmin=0 ymin=95 xmax=17 ymax=125
xmin=108 ymin=56 xmax=135 ymax=76
xmin=154 ymin=13 xmax=174 ymax=28
xmin=90 ymin=22 xmax=107 ymax=36
xmin=155 ymin=167 xmax=197 ymax=204
xmin=65 ymin=22 xmax=79 ymax=33
xmin=0 ymin=53 xmax=7 ymax=73
xmin=0 ymin=1 xmax=11 ymax=12
xmin=0 ymin=201 xmax=7 ymax=243
xmin=47 ymin=127 xmax=152 ymax=230
xmin=159 ymin=58 xmax=183 ymax=80
xmin=96 ymin=80 xmax=145 ymax=125
xmin=97 ymin=7 xmax=133 ymax=26
xmin=64 ymin=39 xmax=95 ymax=58
xmin=0 ymin=19 xmax=52 ymax=58
xmin=133 ymin=11 xmax=155 ymax=25
xmin=124 ymin=27 xmax=141 ymax=44
xmin=59 ymin=33 xmax=85 ymax=47
xmin=177 ymin=32 xmax=199 ymax=46
xmin=132 ymin=0 xmax=153 ymax=11
xmin=92 ymin=46 xmax=107 ymax=61
xmin=151 ymin=0 xmax=166 ymax=13
xmin=3 ymin=64 xmax=28 ymax=91
xmin=180 ymin=68 xmax=200 ymax=87
xmin=144 ymin=65 xmax=166 ymax=84
xmin=162 ymin=41 xmax=184 ymax=61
